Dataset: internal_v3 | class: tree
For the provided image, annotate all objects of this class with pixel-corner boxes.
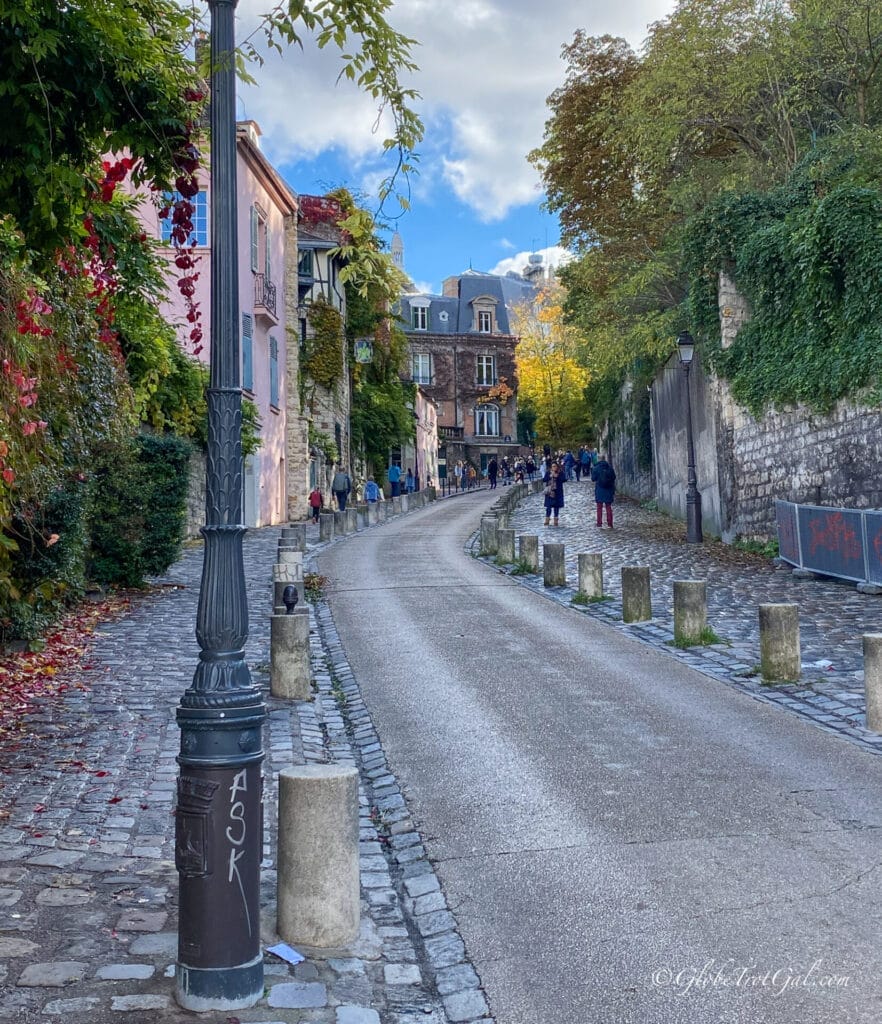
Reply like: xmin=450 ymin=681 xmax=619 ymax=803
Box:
xmin=513 ymin=288 xmax=592 ymax=450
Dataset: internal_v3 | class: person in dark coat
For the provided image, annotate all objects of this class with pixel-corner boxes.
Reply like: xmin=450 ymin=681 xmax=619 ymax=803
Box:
xmin=591 ymin=454 xmax=616 ymax=528
xmin=487 ymin=456 xmax=498 ymax=489
xmin=542 ymin=460 xmax=565 ymax=527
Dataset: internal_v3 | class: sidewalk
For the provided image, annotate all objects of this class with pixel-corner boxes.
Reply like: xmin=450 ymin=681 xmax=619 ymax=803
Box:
xmin=0 ymin=516 xmax=451 ymax=1022
xmin=498 ymin=484 xmax=882 ymax=753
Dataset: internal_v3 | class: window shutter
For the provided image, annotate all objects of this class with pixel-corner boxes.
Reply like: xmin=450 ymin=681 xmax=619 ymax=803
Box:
xmin=270 ymin=336 xmax=279 ymax=407
xmin=242 ymin=313 xmax=253 ymax=391
xmin=250 ymin=207 xmax=258 ymax=272
xmin=265 ymin=225 xmax=272 ymax=280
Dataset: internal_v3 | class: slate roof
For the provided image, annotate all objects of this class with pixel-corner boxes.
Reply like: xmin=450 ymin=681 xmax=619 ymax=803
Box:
xmin=398 ymin=269 xmax=536 ymax=336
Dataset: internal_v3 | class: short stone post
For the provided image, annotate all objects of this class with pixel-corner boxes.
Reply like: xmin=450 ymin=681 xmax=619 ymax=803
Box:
xmin=392 ymin=497 xmax=402 ymax=514
xmin=543 ymin=543 xmax=566 ymax=587
xmin=673 ymin=581 xmax=708 ymax=645
xmin=480 ymin=516 xmax=498 ymax=556
xmin=864 ymin=635 xmax=882 ymax=731
xmin=277 ymin=547 xmax=303 ymax=568
xmin=497 ymin=528 xmax=516 ymax=563
xmin=759 ymin=604 xmax=800 ymax=682
xmin=621 ymin=567 xmax=652 ymax=623
xmin=334 ymin=510 xmax=346 ymax=534
xmin=281 ymin=524 xmax=306 ymax=551
xmin=429 ymin=486 xmax=437 ymax=501
xmin=578 ymin=553 xmax=603 ymax=599
xmin=400 ymin=494 xmax=410 ymax=513
xmin=356 ymin=503 xmax=368 ymax=525
xmin=277 ymin=765 xmax=359 ymax=948
xmin=319 ymin=511 xmax=335 ymax=542
xmin=380 ymin=500 xmax=390 ymax=521
xmin=519 ymin=534 xmax=539 ymax=572
xmin=367 ymin=502 xmax=379 ymax=525
xmin=270 ymin=609 xmax=311 ymax=700
xmin=345 ymin=508 xmax=358 ymax=534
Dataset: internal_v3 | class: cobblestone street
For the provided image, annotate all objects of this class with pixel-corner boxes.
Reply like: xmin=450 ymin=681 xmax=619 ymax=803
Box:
xmin=504 ymin=481 xmax=882 ymax=752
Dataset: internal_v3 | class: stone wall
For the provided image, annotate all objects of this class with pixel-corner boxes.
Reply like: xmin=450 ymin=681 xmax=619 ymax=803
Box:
xmin=605 ymin=382 xmax=654 ymax=502
xmin=185 ymin=451 xmax=206 ymax=540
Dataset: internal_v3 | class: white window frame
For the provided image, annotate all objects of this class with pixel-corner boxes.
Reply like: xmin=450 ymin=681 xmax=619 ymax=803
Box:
xmin=476 ymin=354 xmax=496 ymax=386
xmin=477 ymin=310 xmax=492 ymax=333
xmin=412 ymin=352 xmax=432 ymax=385
xmin=412 ymin=304 xmax=428 ymax=331
xmin=474 ymin=404 xmax=499 ymax=437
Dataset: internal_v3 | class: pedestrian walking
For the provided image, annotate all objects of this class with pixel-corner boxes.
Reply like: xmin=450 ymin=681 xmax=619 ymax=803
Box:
xmin=488 ymin=456 xmax=498 ymax=489
xmin=591 ymin=454 xmax=616 ymax=528
xmin=580 ymin=446 xmax=591 ymax=480
xmin=308 ymin=485 xmax=323 ymax=523
xmin=542 ymin=460 xmax=565 ymax=527
xmin=388 ymin=462 xmax=402 ymax=497
xmin=563 ymin=449 xmax=575 ymax=481
xmin=454 ymin=460 xmax=463 ymax=492
xmin=364 ymin=477 xmax=381 ymax=502
xmin=468 ymin=464 xmax=477 ymax=489
xmin=332 ymin=465 xmax=351 ymax=511
xmin=405 ymin=468 xmax=415 ymax=494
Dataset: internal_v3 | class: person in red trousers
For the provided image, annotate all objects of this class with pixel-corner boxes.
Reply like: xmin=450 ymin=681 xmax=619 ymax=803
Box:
xmin=591 ymin=455 xmax=616 ymax=528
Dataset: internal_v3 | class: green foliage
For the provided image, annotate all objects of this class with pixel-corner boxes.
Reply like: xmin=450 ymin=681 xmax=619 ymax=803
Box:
xmin=304 ymin=299 xmax=345 ymax=391
xmin=671 ymin=626 xmax=726 ymax=648
xmin=308 ymin=425 xmax=338 ymax=465
xmin=87 ymin=434 xmax=192 ymax=588
xmin=350 ymin=379 xmax=415 ymax=472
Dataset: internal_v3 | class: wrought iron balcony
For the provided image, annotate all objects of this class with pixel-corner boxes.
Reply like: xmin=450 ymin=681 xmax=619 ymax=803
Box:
xmin=254 ymin=273 xmax=277 ymax=322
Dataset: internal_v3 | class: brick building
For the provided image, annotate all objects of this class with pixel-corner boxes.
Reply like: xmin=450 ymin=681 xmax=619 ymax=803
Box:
xmin=398 ymin=268 xmax=535 ymax=478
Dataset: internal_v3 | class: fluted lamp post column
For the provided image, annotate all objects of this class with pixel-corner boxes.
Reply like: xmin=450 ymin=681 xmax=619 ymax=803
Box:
xmin=174 ymin=0 xmax=266 ymax=1010
xmin=677 ymin=330 xmax=703 ymax=544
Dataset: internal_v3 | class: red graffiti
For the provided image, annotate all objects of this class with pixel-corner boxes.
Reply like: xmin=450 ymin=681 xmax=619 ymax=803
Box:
xmin=807 ymin=512 xmax=862 ymax=561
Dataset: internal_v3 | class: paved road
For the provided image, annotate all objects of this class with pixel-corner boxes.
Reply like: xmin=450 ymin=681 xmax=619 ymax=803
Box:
xmin=320 ymin=489 xmax=882 ymax=1024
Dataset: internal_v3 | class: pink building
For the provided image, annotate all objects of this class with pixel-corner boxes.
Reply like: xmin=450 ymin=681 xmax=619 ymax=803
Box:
xmin=138 ymin=120 xmax=298 ymax=528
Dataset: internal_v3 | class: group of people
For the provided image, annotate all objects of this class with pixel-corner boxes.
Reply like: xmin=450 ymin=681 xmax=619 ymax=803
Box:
xmin=307 ymin=462 xmax=420 ymax=522
xmin=539 ymin=445 xmax=617 ymax=529
xmin=452 ymin=461 xmax=479 ymax=491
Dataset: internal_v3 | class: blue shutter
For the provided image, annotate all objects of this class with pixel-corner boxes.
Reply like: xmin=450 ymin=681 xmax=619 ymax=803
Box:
xmin=270 ymin=336 xmax=279 ymax=408
xmin=242 ymin=313 xmax=253 ymax=392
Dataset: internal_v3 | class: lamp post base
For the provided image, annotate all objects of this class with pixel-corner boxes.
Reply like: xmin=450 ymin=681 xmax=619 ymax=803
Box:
xmin=175 ymin=955 xmax=264 ymax=1011
xmin=686 ymin=488 xmax=703 ymax=544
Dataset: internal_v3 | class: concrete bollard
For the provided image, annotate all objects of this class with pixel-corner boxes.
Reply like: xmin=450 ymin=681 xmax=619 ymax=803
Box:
xmin=356 ymin=503 xmax=368 ymax=525
xmin=621 ymin=567 xmax=652 ymax=623
xmin=497 ymin=528 xmax=516 ymax=563
xmin=270 ymin=609 xmax=311 ymax=700
xmin=578 ymin=552 xmax=603 ymax=599
xmin=380 ymin=500 xmax=390 ymax=521
xmin=392 ymin=497 xmax=402 ymax=514
xmin=864 ymin=635 xmax=882 ymax=731
xmin=400 ymin=494 xmax=410 ymax=513
xmin=274 ymin=578 xmax=305 ymax=611
xmin=345 ymin=508 xmax=358 ymax=534
xmin=277 ymin=765 xmax=359 ymax=948
xmin=543 ymin=543 xmax=566 ymax=587
xmin=273 ymin=560 xmax=303 ymax=584
xmin=334 ymin=510 xmax=346 ymax=534
xmin=281 ymin=524 xmax=306 ymax=551
xmin=759 ymin=604 xmax=800 ymax=682
xmin=429 ymin=486 xmax=437 ymax=501
xmin=480 ymin=516 xmax=498 ymax=555
xmin=319 ymin=512 xmax=335 ymax=542
xmin=673 ymin=581 xmax=707 ymax=645
xmin=519 ymin=534 xmax=539 ymax=572
xmin=277 ymin=547 xmax=303 ymax=567
xmin=367 ymin=502 xmax=379 ymax=525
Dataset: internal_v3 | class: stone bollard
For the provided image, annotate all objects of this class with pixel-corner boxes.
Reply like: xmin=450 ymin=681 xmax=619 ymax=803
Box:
xmin=273 ymin=560 xmax=303 ymax=584
xmin=319 ymin=511 xmax=335 ymax=542
xmin=270 ymin=609 xmax=311 ymax=700
xmin=367 ymin=502 xmax=379 ymax=525
xmin=345 ymin=508 xmax=358 ymax=534
xmin=274 ymin=578 xmax=305 ymax=611
xmin=497 ymin=528 xmax=516 ymax=563
xmin=864 ymin=635 xmax=882 ymax=731
xmin=519 ymin=534 xmax=539 ymax=572
xmin=480 ymin=516 xmax=498 ymax=556
xmin=673 ymin=581 xmax=707 ymax=645
xmin=334 ymin=510 xmax=346 ymax=534
xmin=277 ymin=765 xmax=359 ymax=948
xmin=400 ymin=494 xmax=410 ymax=513
xmin=380 ymin=500 xmax=390 ymax=521
xmin=277 ymin=547 xmax=303 ymax=567
xmin=281 ymin=524 xmax=306 ymax=551
xmin=429 ymin=486 xmax=437 ymax=501
xmin=578 ymin=552 xmax=603 ymax=600
xmin=621 ymin=567 xmax=652 ymax=623
xmin=543 ymin=543 xmax=566 ymax=587
xmin=392 ymin=497 xmax=402 ymax=514
xmin=759 ymin=604 xmax=800 ymax=682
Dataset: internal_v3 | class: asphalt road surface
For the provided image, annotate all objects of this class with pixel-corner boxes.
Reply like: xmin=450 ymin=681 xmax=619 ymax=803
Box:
xmin=319 ymin=490 xmax=882 ymax=1024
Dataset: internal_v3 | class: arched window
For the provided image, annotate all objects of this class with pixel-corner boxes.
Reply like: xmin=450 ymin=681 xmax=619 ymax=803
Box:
xmin=474 ymin=404 xmax=499 ymax=437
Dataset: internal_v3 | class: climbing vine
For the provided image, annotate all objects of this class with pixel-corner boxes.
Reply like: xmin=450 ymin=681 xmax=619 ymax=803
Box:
xmin=304 ymin=299 xmax=345 ymax=391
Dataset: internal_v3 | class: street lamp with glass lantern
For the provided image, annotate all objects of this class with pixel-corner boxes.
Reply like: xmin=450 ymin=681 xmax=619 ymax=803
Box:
xmin=677 ymin=330 xmax=703 ymax=543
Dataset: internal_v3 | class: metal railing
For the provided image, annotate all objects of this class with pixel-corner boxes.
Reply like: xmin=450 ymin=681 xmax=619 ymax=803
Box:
xmin=775 ymin=499 xmax=882 ymax=585
xmin=254 ymin=273 xmax=277 ymax=318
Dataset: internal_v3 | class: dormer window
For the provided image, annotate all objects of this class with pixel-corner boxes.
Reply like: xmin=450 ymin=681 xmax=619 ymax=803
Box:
xmin=470 ymin=294 xmax=498 ymax=334
xmin=478 ymin=310 xmax=492 ymax=333
xmin=411 ymin=301 xmax=429 ymax=331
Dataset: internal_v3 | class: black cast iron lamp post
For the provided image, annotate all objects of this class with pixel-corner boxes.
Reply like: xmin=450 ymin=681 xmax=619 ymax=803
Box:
xmin=174 ymin=0 xmax=266 ymax=1010
xmin=677 ymin=330 xmax=703 ymax=544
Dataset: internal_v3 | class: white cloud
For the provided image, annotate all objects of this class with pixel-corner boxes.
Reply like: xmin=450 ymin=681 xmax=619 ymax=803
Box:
xmin=489 ymin=246 xmax=572 ymax=279
xmin=498 ymin=238 xmax=517 ymax=251
xmin=235 ymin=0 xmax=675 ymax=219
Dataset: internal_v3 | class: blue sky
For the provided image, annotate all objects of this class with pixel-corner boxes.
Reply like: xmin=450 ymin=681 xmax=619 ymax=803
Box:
xmin=236 ymin=0 xmax=676 ymax=294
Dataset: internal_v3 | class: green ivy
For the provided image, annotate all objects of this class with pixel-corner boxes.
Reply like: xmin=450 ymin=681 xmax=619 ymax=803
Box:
xmin=304 ymin=299 xmax=345 ymax=390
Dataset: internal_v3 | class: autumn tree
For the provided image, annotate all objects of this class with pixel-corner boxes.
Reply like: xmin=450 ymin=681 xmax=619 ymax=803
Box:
xmin=513 ymin=287 xmax=592 ymax=450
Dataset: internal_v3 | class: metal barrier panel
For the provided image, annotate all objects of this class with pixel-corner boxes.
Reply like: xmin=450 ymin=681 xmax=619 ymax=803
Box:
xmin=865 ymin=512 xmax=882 ymax=586
xmin=775 ymin=500 xmax=800 ymax=566
xmin=797 ymin=505 xmax=866 ymax=582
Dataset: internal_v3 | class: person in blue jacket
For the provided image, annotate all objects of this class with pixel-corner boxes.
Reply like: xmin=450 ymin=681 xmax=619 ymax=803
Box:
xmin=591 ymin=454 xmax=616 ymax=528
xmin=542 ymin=460 xmax=565 ymax=527
xmin=388 ymin=462 xmax=402 ymax=497
xmin=364 ymin=477 xmax=381 ymax=502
